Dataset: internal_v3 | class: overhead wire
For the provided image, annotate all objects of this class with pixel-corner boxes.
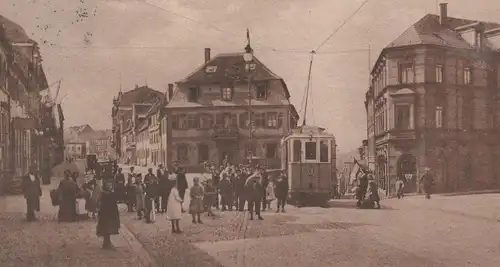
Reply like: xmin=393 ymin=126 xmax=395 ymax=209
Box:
xmin=314 ymin=0 xmax=372 ymax=52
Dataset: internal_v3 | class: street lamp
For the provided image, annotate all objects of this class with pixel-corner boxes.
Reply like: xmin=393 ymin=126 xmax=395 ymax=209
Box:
xmin=244 ymin=43 xmax=254 ymax=164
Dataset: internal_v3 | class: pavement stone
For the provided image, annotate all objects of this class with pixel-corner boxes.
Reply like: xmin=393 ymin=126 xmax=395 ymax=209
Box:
xmin=0 ymin=181 xmax=153 ymax=267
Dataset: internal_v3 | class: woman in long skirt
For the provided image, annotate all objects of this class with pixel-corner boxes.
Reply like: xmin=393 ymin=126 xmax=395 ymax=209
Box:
xmin=96 ymin=180 xmax=120 ymax=249
xmin=189 ymin=177 xmax=204 ymax=224
xmin=166 ymin=182 xmax=183 ymax=233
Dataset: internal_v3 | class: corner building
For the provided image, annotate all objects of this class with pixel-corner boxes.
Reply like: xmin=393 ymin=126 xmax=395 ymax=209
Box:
xmin=165 ymin=48 xmax=298 ymax=172
xmin=365 ymin=3 xmax=500 ymax=196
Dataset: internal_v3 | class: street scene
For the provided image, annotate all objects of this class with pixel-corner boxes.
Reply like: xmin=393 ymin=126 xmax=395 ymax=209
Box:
xmin=2 ymin=0 xmax=500 ymax=266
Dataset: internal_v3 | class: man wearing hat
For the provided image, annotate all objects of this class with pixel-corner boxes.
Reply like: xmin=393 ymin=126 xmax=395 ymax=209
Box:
xmin=420 ymin=167 xmax=434 ymax=199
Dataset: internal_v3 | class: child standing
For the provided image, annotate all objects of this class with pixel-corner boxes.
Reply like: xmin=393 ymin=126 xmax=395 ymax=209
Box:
xmin=166 ymin=181 xmax=183 ymax=233
xmin=189 ymin=177 xmax=205 ymax=224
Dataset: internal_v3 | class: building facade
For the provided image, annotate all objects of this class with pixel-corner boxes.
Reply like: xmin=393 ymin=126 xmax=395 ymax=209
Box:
xmin=111 ymin=85 xmax=164 ymax=165
xmin=165 ymin=48 xmax=298 ymax=172
xmin=1 ymin=16 xmax=63 ymax=193
xmin=64 ymin=142 xmax=86 ymax=159
xmin=365 ymin=3 xmax=500 ymax=196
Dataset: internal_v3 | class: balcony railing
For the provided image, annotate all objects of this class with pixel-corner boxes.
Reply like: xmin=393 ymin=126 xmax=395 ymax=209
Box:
xmin=388 ymin=129 xmax=416 ymax=141
xmin=210 ymin=125 xmax=239 ymax=139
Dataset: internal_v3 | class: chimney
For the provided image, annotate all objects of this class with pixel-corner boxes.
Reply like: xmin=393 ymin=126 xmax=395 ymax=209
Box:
xmin=204 ymin=48 xmax=211 ymax=63
xmin=167 ymin=83 xmax=174 ymax=101
xmin=439 ymin=3 xmax=448 ymax=26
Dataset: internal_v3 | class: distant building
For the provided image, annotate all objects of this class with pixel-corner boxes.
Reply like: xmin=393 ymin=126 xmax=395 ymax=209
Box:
xmin=64 ymin=125 xmax=113 ymax=160
xmin=111 ymin=85 xmax=164 ymax=165
xmin=65 ymin=142 xmax=86 ymax=159
xmin=365 ymin=3 xmax=500 ymax=196
xmin=165 ymin=48 xmax=298 ymax=172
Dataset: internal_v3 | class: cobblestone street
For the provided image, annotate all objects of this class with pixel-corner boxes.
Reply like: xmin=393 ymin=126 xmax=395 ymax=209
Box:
xmin=0 ymin=181 xmax=152 ymax=267
xmin=3 ymin=172 xmax=500 ymax=267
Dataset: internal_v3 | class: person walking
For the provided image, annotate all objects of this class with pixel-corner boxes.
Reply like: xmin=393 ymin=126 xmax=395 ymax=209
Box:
xmin=203 ymin=179 xmax=216 ymax=218
xmin=114 ymin=168 xmax=126 ymax=204
xmin=157 ymin=164 xmax=168 ymax=213
xmin=96 ymin=180 xmax=120 ymax=250
xmin=57 ymin=170 xmax=79 ymax=222
xmin=134 ymin=174 xmax=146 ymax=220
xmin=21 ymin=167 xmax=42 ymax=222
xmin=245 ymin=170 xmax=264 ymax=220
xmin=166 ymin=181 xmax=183 ymax=233
xmin=420 ymin=168 xmax=435 ymax=199
xmin=176 ymin=167 xmax=188 ymax=212
xmin=396 ymin=177 xmax=405 ymax=199
xmin=144 ymin=169 xmax=158 ymax=223
xmin=189 ymin=177 xmax=204 ymax=224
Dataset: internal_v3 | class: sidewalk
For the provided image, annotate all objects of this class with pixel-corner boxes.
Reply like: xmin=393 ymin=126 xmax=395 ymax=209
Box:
xmin=383 ymin=193 xmax=500 ymax=222
xmin=0 ymin=181 xmax=154 ymax=267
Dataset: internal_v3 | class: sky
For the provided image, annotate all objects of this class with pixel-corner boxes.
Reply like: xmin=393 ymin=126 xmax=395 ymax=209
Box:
xmin=1 ymin=0 xmax=499 ymax=152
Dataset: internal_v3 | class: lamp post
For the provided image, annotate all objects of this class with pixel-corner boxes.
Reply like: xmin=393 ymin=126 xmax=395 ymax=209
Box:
xmin=244 ymin=43 xmax=254 ymax=164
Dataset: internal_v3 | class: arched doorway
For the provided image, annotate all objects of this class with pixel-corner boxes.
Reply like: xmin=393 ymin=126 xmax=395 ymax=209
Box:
xmin=397 ymin=154 xmax=417 ymax=193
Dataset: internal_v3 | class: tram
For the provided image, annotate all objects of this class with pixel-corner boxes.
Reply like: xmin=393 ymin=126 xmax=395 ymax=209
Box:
xmin=281 ymin=125 xmax=337 ymax=207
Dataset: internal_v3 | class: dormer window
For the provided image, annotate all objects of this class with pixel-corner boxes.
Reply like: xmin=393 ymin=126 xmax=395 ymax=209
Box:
xmin=256 ymin=83 xmax=267 ymax=100
xmin=221 ymin=87 xmax=233 ymax=101
xmin=205 ymin=66 xmax=217 ymax=73
xmin=188 ymin=87 xmax=199 ymax=102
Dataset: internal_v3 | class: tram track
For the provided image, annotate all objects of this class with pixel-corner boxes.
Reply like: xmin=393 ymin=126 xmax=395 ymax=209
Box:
xmin=234 ymin=210 xmax=250 ymax=266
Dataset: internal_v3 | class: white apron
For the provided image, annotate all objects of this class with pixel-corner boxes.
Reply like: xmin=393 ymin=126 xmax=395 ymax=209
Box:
xmin=166 ymin=187 xmax=183 ymax=221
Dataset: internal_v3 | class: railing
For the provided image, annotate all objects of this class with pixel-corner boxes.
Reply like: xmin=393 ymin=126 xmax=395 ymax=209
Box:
xmin=210 ymin=125 xmax=239 ymax=139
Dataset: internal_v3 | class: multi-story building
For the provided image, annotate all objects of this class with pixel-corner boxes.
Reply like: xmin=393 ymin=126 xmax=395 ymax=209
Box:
xmin=64 ymin=142 xmax=86 ymax=159
xmin=165 ymin=48 xmax=298 ymax=172
xmin=111 ymin=85 xmax=164 ymax=164
xmin=1 ymin=15 xmax=62 ymax=193
xmin=82 ymin=130 xmax=113 ymax=160
xmin=146 ymin=99 xmax=163 ymax=166
xmin=365 ymin=3 xmax=500 ymax=196
xmin=136 ymin=119 xmax=149 ymax=167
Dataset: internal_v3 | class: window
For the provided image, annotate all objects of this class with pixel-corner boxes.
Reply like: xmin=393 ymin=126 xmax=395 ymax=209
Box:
xmin=394 ymin=105 xmax=411 ymax=130
xmin=205 ymin=66 xmax=217 ymax=73
xmin=199 ymin=114 xmax=213 ymax=129
xmin=435 ymin=106 xmax=443 ymax=128
xmin=305 ymin=141 xmax=317 ymax=160
xmin=399 ymin=63 xmax=414 ymax=84
xmin=188 ymin=87 xmax=199 ymax=102
xmin=266 ymin=112 xmax=278 ymax=128
xmin=292 ymin=140 xmax=301 ymax=162
xmin=436 ymin=65 xmax=443 ymax=83
xmin=173 ymin=115 xmax=187 ymax=129
xmin=464 ymin=68 xmax=472 ymax=84
xmin=221 ymin=87 xmax=233 ymax=101
xmin=187 ymin=114 xmax=199 ymax=128
xmin=265 ymin=143 xmax=278 ymax=159
xmin=320 ymin=141 xmax=329 ymax=163
xmin=254 ymin=113 xmax=265 ymax=128
xmin=256 ymin=83 xmax=267 ymax=100
xmin=198 ymin=143 xmax=209 ymax=163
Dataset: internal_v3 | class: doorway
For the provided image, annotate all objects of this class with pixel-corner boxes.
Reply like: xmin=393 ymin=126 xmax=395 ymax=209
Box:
xmin=217 ymin=141 xmax=238 ymax=165
xmin=397 ymin=154 xmax=417 ymax=193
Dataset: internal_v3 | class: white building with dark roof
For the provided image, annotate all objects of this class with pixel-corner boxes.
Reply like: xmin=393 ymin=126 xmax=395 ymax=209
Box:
xmin=165 ymin=48 xmax=299 ymax=172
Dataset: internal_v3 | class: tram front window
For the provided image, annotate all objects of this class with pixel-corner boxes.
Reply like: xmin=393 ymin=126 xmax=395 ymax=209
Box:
xmin=305 ymin=141 xmax=317 ymax=160
xmin=320 ymin=140 xmax=329 ymax=162
xmin=293 ymin=140 xmax=301 ymax=162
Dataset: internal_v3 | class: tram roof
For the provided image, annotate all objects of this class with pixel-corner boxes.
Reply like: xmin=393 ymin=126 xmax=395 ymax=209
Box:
xmin=282 ymin=125 xmax=335 ymax=142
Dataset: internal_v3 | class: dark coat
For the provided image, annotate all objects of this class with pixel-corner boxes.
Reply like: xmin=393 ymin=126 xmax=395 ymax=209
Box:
xmin=96 ymin=191 xmax=120 ymax=236
xmin=144 ymin=173 xmax=159 ymax=199
xmin=22 ymin=174 xmax=42 ymax=211
xmin=176 ymin=173 xmax=188 ymax=191
xmin=22 ymin=174 xmax=42 ymax=199
xmin=245 ymin=181 xmax=264 ymax=201
xmin=274 ymin=179 xmax=289 ymax=199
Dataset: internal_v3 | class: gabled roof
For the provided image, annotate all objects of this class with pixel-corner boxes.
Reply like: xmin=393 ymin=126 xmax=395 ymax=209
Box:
xmin=387 ymin=14 xmax=500 ymax=50
xmin=146 ymin=98 xmax=165 ymax=117
xmin=118 ymin=86 xmax=163 ymax=107
xmin=133 ymin=103 xmax=153 ymax=116
xmin=0 ymin=15 xmax=35 ymax=43
xmin=69 ymin=124 xmax=93 ymax=134
xmin=176 ymin=52 xmax=291 ymax=98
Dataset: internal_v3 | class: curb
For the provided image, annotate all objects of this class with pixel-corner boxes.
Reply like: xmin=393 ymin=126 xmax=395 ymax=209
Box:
xmin=121 ymin=224 xmax=157 ymax=267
